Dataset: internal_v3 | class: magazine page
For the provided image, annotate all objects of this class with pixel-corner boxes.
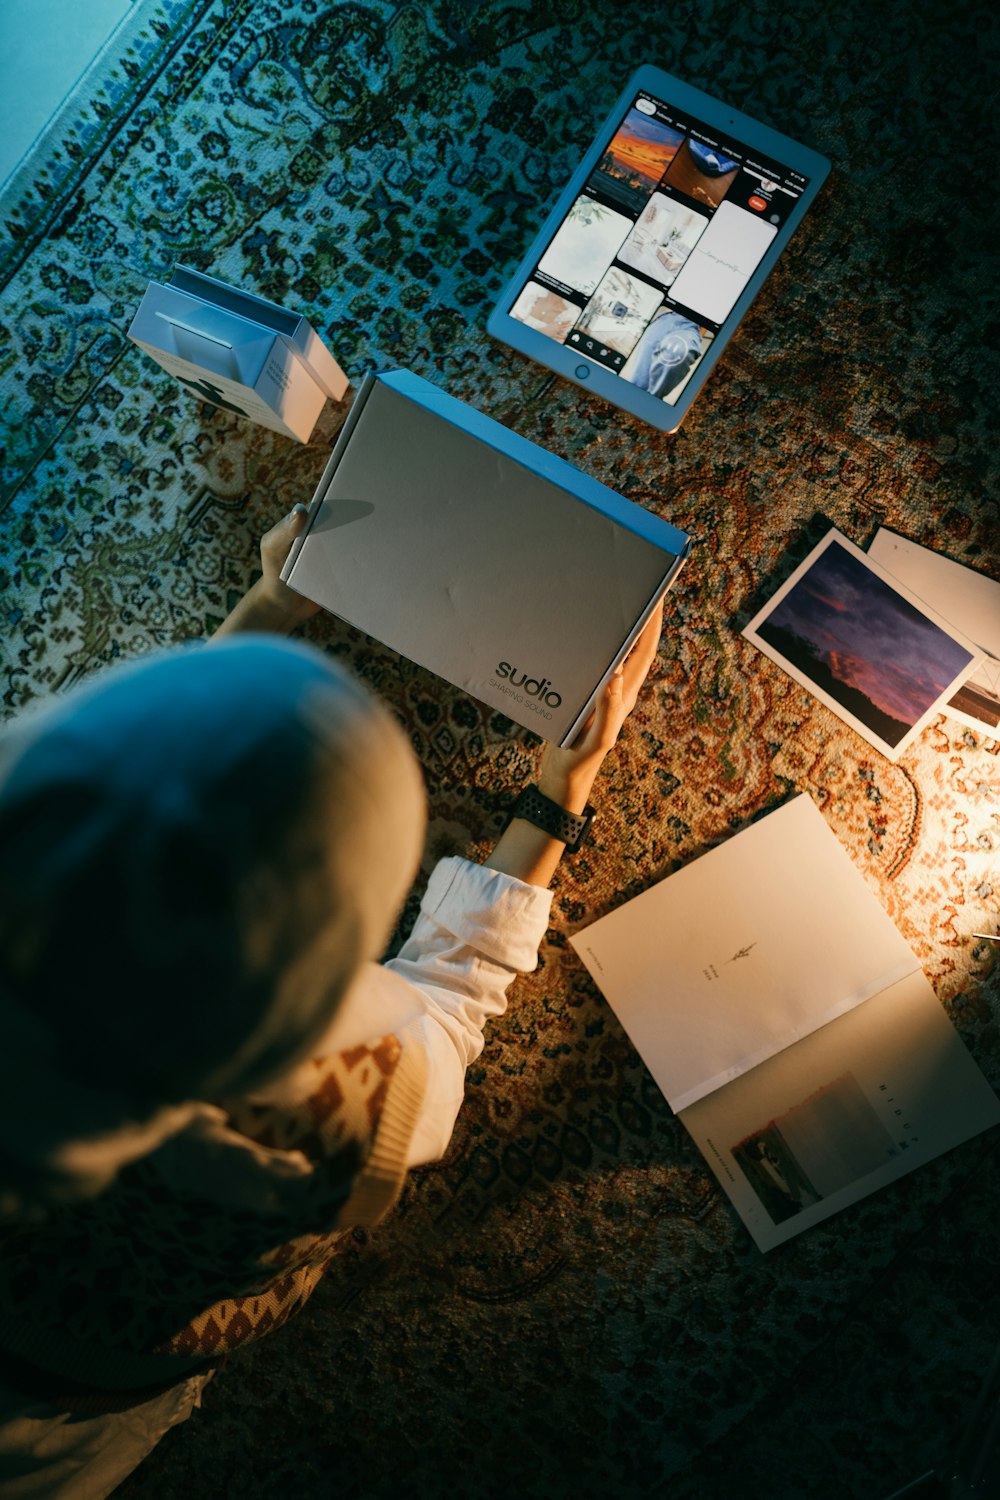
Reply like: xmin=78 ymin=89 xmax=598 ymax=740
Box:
xmin=569 ymin=794 xmax=918 ymax=1112
xmin=678 ymin=971 xmax=1000 ymax=1251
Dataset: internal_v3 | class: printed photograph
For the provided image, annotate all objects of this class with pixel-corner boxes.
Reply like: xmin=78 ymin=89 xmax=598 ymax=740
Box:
xmin=592 ymin=107 xmax=685 ymax=213
xmin=509 ymin=280 xmax=580 ymax=343
xmin=946 ymin=655 xmax=1000 ymax=730
xmin=743 ymin=530 xmax=979 ymax=759
xmin=732 ymin=1073 xmax=898 ymax=1226
xmin=616 ymin=192 xmax=709 ymax=285
xmin=663 ymin=137 xmax=740 ymax=209
xmin=620 ymin=310 xmax=713 ymax=402
xmin=537 ymin=194 xmax=633 ymax=298
xmin=573 ymin=267 xmax=664 ymax=357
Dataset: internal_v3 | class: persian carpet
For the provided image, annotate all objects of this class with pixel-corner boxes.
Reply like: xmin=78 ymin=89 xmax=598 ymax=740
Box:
xmin=1 ymin=1 xmax=998 ymax=1496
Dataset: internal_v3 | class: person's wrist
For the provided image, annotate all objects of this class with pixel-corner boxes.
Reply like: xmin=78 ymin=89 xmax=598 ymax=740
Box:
xmin=254 ymin=577 xmax=317 ymax=626
xmin=536 ymin=759 xmax=599 ymax=815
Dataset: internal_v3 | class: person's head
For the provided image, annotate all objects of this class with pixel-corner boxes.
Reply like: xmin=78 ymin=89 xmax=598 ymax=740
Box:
xmin=0 ymin=635 xmax=425 ymax=1215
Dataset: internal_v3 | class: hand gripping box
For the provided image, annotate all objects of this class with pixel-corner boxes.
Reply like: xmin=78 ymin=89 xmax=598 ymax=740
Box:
xmin=282 ymin=370 xmax=691 ymax=744
xmin=128 ymin=266 xmax=349 ymax=442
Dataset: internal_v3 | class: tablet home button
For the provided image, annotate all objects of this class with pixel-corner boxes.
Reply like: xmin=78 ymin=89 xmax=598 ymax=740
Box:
xmin=574 ymin=364 xmax=589 ymax=379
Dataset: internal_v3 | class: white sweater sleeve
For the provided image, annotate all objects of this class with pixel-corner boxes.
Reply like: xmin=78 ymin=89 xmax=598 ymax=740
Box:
xmin=248 ymin=858 xmax=552 ymax=1170
xmin=385 ymin=857 xmax=553 ymax=1165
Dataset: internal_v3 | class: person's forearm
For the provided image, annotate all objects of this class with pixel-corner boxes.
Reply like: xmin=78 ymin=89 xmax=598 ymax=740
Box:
xmin=485 ymin=758 xmax=598 ymax=888
xmin=213 ymin=578 xmax=312 ymax=637
xmin=484 ymin=817 xmax=569 ymax=889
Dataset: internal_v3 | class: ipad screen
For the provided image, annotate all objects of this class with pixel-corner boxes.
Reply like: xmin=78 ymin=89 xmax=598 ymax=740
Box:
xmin=506 ymin=86 xmax=814 ymax=409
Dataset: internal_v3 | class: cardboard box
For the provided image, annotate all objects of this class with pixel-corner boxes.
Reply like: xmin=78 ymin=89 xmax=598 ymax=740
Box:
xmin=127 ymin=266 xmax=349 ymax=442
xmin=282 ymin=370 xmax=690 ymax=744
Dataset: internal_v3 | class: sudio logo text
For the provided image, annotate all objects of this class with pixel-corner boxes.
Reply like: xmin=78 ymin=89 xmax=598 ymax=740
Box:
xmin=493 ymin=662 xmax=562 ymax=710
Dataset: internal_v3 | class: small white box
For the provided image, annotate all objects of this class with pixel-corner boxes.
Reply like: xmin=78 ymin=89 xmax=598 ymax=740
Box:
xmin=127 ymin=266 xmax=349 ymax=443
xmin=282 ymin=370 xmax=690 ymax=744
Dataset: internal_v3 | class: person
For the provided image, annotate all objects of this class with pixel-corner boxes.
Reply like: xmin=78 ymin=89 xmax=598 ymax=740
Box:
xmin=0 ymin=504 xmax=663 ymax=1498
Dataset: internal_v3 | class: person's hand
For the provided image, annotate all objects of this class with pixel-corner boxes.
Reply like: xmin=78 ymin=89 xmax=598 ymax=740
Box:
xmin=484 ymin=602 xmax=663 ymax=888
xmin=537 ymin=600 xmax=663 ymax=813
xmin=256 ymin=504 xmax=321 ymax=624
xmin=213 ymin=505 xmax=320 ymax=637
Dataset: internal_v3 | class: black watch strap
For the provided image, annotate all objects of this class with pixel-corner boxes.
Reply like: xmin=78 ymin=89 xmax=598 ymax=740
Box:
xmin=510 ymin=785 xmax=595 ymax=854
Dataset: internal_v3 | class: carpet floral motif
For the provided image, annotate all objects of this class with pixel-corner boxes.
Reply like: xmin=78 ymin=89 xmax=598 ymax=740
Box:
xmin=1 ymin=1 xmax=998 ymax=1496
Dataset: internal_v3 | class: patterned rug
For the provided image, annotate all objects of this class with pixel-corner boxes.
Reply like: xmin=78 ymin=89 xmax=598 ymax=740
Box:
xmin=2 ymin=1 xmax=999 ymax=1496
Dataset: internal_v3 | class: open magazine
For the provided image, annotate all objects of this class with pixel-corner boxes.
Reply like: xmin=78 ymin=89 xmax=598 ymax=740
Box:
xmin=569 ymin=795 xmax=999 ymax=1250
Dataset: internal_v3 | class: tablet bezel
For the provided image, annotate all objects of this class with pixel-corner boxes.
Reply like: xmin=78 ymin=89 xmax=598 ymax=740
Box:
xmin=486 ymin=64 xmax=831 ymax=433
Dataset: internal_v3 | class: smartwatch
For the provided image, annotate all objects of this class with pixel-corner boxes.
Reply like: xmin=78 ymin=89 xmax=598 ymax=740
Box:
xmin=509 ymin=785 xmax=596 ymax=854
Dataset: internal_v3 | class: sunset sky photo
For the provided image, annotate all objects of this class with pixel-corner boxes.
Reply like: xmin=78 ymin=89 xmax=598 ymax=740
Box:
xmin=600 ymin=108 xmax=684 ymax=190
xmin=761 ymin=538 xmax=974 ymax=728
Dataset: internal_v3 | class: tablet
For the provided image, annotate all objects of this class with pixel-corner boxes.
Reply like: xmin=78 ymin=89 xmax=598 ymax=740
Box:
xmin=487 ymin=65 xmax=830 ymax=433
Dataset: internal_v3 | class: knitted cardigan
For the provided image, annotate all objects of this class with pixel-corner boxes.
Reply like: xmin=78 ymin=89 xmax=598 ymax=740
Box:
xmin=0 ymin=1028 xmax=428 ymax=1397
